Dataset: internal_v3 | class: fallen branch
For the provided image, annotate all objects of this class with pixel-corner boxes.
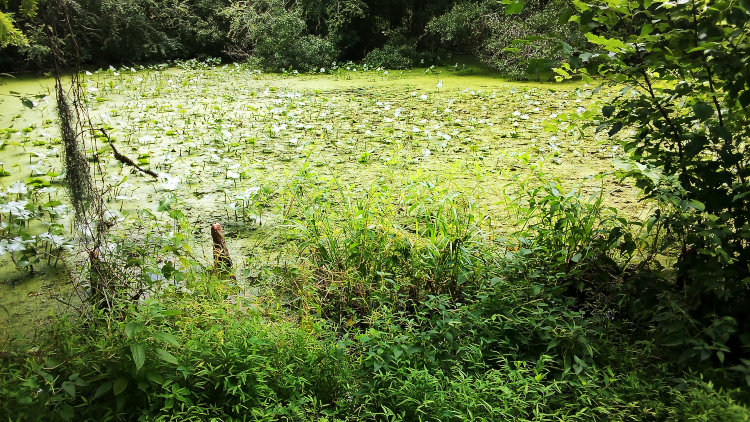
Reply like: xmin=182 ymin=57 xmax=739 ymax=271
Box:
xmin=98 ymin=128 xmax=158 ymax=178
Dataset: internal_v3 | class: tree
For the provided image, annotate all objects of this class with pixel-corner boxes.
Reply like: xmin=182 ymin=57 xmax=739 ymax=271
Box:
xmin=559 ymin=0 xmax=750 ymax=365
xmin=0 ymin=0 xmax=36 ymax=48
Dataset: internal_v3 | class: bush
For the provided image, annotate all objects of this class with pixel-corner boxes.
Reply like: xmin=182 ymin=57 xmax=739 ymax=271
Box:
xmin=225 ymin=1 xmax=335 ymax=72
xmin=0 ymin=284 xmax=349 ymax=420
xmin=363 ymin=36 xmax=417 ymax=69
xmin=561 ymin=0 xmax=750 ymax=370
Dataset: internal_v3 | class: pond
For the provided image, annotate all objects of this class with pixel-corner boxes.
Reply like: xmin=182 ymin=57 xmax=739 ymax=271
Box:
xmin=0 ymin=62 xmax=642 ymax=338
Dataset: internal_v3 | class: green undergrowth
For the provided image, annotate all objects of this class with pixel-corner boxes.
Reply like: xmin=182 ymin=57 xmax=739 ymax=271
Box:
xmin=2 ymin=266 xmax=748 ymax=420
xmin=2 ymin=173 xmax=749 ymax=420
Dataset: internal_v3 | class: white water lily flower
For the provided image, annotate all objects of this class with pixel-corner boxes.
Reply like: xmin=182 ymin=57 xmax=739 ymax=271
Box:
xmin=29 ymin=165 xmax=47 ymax=176
xmin=115 ymin=195 xmax=139 ymax=201
xmin=436 ymin=80 xmax=443 ymax=89
xmin=236 ymin=187 xmax=261 ymax=201
xmin=421 ymin=148 xmax=431 ymax=157
xmin=419 ymin=94 xmax=428 ymax=100
xmin=159 ymin=173 xmax=180 ymax=191
xmin=512 ymin=110 xmax=521 ymax=117
xmin=6 ymin=237 xmax=28 ymax=253
xmin=1 ymin=201 xmax=31 ymax=219
xmin=39 ymin=232 xmax=67 ymax=247
xmin=8 ymin=181 xmax=28 ymax=195
xmin=227 ymin=170 xmax=240 ymax=179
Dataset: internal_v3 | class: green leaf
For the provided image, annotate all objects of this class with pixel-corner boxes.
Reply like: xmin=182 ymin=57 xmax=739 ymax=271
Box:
xmin=130 ymin=344 xmax=146 ymax=372
xmin=124 ymin=321 xmax=144 ymax=338
xmin=113 ymin=377 xmax=128 ymax=396
xmin=608 ymin=122 xmax=623 ymax=136
xmin=153 ymin=331 xmax=179 ymax=347
xmin=584 ymin=33 xmax=627 ymax=52
xmin=155 ymin=348 xmax=179 ymax=365
xmin=61 ymin=381 xmax=75 ymax=398
xmin=505 ymin=1 xmax=525 ymax=15
xmin=157 ymin=195 xmax=175 ymax=212
xmin=739 ymin=90 xmax=750 ymax=108
xmin=692 ymin=102 xmax=714 ymax=121
xmin=602 ymin=105 xmax=615 ymax=118
xmin=93 ymin=382 xmax=112 ymax=400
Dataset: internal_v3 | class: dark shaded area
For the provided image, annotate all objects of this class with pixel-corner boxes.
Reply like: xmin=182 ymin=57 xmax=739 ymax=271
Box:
xmin=1 ymin=0 xmax=579 ymax=78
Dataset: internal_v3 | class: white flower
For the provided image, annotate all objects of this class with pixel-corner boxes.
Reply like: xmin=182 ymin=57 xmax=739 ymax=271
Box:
xmin=436 ymin=80 xmax=443 ymax=89
xmin=236 ymin=187 xmax=261 ymax=201
xmin=0 ymin=201 xmax=31 ymax=219
xmin=227 ymin=170 xmax=240 ymax=179
xmin=39 ymin=232 xmax=67 ymax=247
xmin=6 ymin=237 xmax=27 ymax=253
xmin=320 ymin=68 xmax=326 ymax=73
xmin=115 ymin=195 xmax=139 ymax=201
xmin=159 ymin=173 xmax=180 ymax=191
xmin=419 ymin=94 xmax=428 ymax=100
xmin=8 ymin=181 xmax=28 ymax=195
xmin=421 ymin=148 xmax=431 ymax=157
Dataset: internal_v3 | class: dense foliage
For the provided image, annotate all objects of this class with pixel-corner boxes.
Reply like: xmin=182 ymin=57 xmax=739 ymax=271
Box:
xmin=557 ymin=0 xmax=750 ymax=374
xmin=2 ymin=181 xmax=749 ymax=420
xmin=0 ymin=0 xmax=576 ymax=78
xmin=2 ymin=0 xmax=750 ymax=419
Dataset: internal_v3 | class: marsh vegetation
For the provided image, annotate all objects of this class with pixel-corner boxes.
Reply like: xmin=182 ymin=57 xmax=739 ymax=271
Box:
xmin=1 ymin=0 xmax=749 ymax=420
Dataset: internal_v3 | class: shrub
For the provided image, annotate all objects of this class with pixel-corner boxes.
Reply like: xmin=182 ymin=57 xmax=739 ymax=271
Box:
xmin=0 ymin=284 xmax=349 ymax=420
xmin=561 ymin=0 xmax=750 ymax=370
xmin=225 ymin=1 xmax=335 ymax=72
xmin=363 ymin=35 xmax=417 ymax=69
